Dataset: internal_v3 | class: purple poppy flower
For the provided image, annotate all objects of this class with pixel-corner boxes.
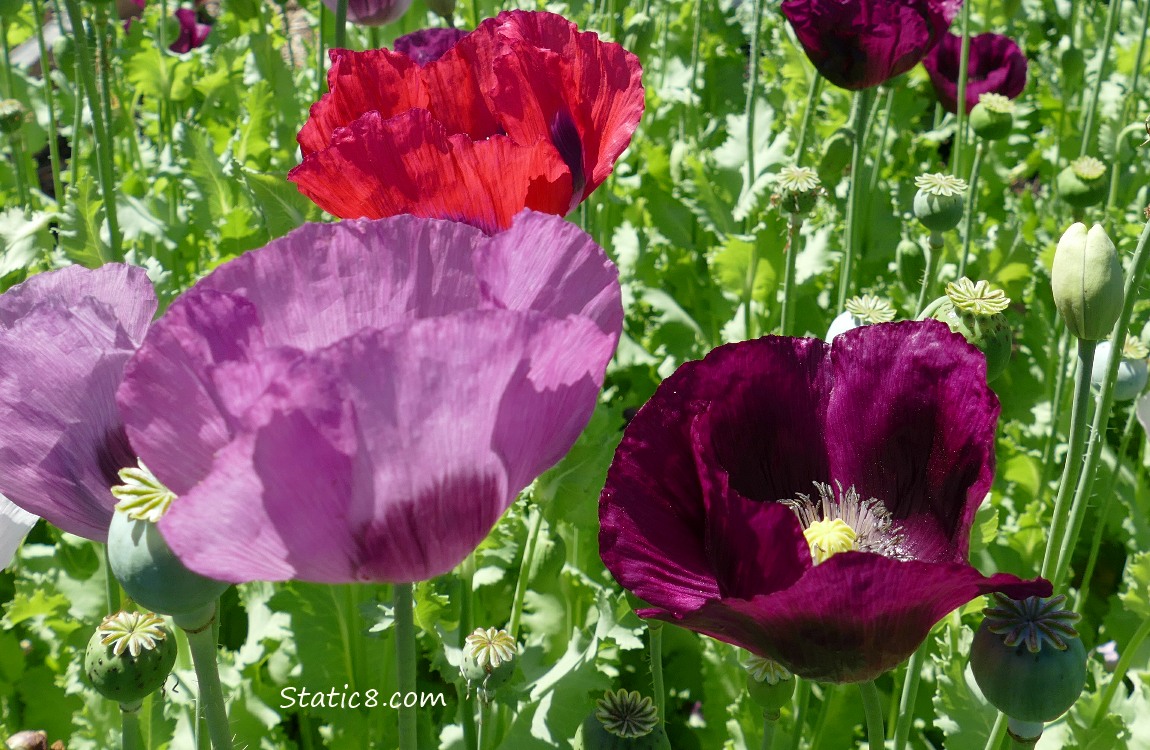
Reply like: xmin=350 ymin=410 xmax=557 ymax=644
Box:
xmin=0 ymin=264 xmax=157 ymax=542
xmin=170 ymin=8 xmax=211 ymax=54
xmin=781 ymin=0 xmax=962 ymax=90
xmin=117 ymin=210 xmax=622 ymax=584
xmin=322 ymin=0 xmax=412 ymax=27
xmin=393 ymin=27 xmax=468 ymax=66
xmin=923 ymin=32 xmax=1027 ymax=114
xmin=599 ymin=321 xmax=1051 ymax=683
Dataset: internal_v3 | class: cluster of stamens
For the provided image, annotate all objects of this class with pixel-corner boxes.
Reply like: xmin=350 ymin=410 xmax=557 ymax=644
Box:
xmin=781 ymin=482 xmax=909 ymax=564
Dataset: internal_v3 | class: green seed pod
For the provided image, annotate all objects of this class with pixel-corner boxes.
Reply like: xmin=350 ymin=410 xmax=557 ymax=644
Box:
xmin=1057 ymin=156 xmax=1108 ymax=208
xmin=1051 ymin=223 xmax=1124 ymax=341
xmin=969 ymin=93 xmax=1015 ymax=141
xmin=970 ymin=594 xmax=1086 ymax=728
xmin=928 ymin=278 xmax=1013 ymax=381
xmin=826 ymin=295 xmax=896 ymax=341
xmin=84 ymin=611 xmax=178 ymax=705
xmin=896 ymin=238 xmax=927 ymax=292
xmin=1090 ymin=337 xmax=1149 ymax=401
xmin=913 ymin=174 xmax=967 ymax=233
xmin=817 ymin=127 xmax=854 ymax=185
xmin=460 ymin=628 xmax=518 ymax=701
xmin=742 ymin=654 xmax=794 ymax=720
xmin=0 ymin=99 xmax=27 ymax=136
xmin=573 ymin=690 xmax=671 ymax=750
xmin=775 ymin=165 xmax=822 ymax=216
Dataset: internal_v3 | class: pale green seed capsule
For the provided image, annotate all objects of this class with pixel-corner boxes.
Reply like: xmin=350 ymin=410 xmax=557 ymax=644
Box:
xmin=1051 ymin=223 xmax=1124 ymax=341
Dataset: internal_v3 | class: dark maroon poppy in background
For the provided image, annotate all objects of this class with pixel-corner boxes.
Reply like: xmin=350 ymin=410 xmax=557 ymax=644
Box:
xmin=289 ymin=11 xmax=644 ymax=235
xmin=393 ymin=27 xmax=468 ymax=66
xmin=322 ymin=0 xmax=411 ymax=26
xmin=923 ymin=32 xmax=1027 ymax=113
xmin=599 ymin=321 xmax=1050 ymax=683
xmin=170 ymin=8 xmax=211 ymax=54
xmin=782 ymin=0 xmax=962 ymax=90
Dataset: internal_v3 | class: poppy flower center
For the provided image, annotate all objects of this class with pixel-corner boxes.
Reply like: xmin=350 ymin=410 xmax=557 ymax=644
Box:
xmin=781 ymin=482 xmax=909 ymax=564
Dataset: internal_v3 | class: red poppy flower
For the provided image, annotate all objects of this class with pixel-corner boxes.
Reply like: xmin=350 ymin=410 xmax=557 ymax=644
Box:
xmin=599 ymin=321 xmax=1051 ymax=682
xmin=782 ymin=0 xmax=961 ymax=90
xmin=288 ymin=11 xmax=644 ymax=234
xmin=923 ymin=32 xmax=1027 ymax=114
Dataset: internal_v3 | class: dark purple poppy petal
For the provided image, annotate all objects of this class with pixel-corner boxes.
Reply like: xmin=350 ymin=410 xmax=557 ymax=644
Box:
xmin=169 ymin=8 xmax=211 ymax=54
xmin=0 ymin=265 xmax=157 ymax=541
xmin=647 ymin=554 xmax=1051 ymax=683
xmin=321 ymin=0 xmax=412 ymax=26
xmin=923 ymin=32 xmax=1028 ymax=113
xmin=823 ymin=320 xmax=998 ymax=563
xmin=782 ymin=0 xmax=961 ymax=90
xmin=394 ymin=27 xmax=468 ymax=66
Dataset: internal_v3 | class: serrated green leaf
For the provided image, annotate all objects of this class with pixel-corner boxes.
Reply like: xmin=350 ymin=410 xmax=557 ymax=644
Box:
xmin=2 ymin=588 xmax=70 ymax=627
xmin=242 ymin=168 xmax=315 ymax=239
xmin=0 ymin=208 xmax=53 ymax=276
xmin=1118 ymin=551 xmax=1150 ymax=618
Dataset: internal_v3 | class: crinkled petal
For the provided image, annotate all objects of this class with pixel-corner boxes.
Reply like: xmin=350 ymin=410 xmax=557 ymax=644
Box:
xmin=297 ymin=48 xmax=429 ymax=156
xmin=0 ymin=495 xmax=37 ymax=569
xmin=824 ymin=320 xmax=998 ymax=562
xmin=288 ymin=109 xmax=573 ymax=234
xmin=394 ymin=27 xmax=468 ymax=66
xmin=923 ymin=32 xmax=1028 ymax=113
xmin=169 ymin=8 xmax=211 ymax=54
xmin=782 ymin=0 xmax=961 ymax=90
xmin=0 ymin=266 xmax=156 ymax=541
xmin=643 ymin=554 xmax=1051 ymax=683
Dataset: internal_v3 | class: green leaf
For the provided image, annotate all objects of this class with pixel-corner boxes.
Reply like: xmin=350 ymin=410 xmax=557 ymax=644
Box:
xmin=0 ymin=208 xmax=53 ymax=276
xmin=242 ymin=168 xmax=315 ymax=239
xmin=2 ymin=588 xmax=70 ymax=627
xmin=57 ymin=178 xmax=109 ymax=267
xmin=1118 ymin=550 xmax=1150 ymax=618
xmin=126 ymin=44 xmax=194 ymax=103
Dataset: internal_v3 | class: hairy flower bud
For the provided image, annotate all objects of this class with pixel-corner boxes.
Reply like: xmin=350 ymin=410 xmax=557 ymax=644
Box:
xmin=896 ymin=239 xmax=927 ymax=291
xmin=913 ymin=174 xmax=967 ymax=233
xmin=817 ymin=128 xmax=854 ymax=185
xmin=1051 ymin=223 xmax=1124 ymax=341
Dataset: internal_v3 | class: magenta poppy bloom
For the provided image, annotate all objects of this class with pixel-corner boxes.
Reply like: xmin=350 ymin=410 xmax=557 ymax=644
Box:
xmin=288 ymin=11 xmax=644 ymax=234
xmin=0 ymin=265 xmax=157 ymax=542
xmin=599 ymin=321 xmax=1050 ymax=683
xmin=923 ymin=32 xmax=1027 ymax=114
xmin=117 ymin=211 xmax=622 ymax=584
xmin=781 ymin=0 xmax=962 ymax=90
xmin=393 ymin=27 xmax=468 ymax=66
xmin=170 ymin=8 xmax=211 ymax=54
xmin=322 ymin=0 xmax=412 ymax=26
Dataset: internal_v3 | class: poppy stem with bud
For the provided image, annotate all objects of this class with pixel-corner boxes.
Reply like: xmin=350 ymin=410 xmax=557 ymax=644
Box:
xmin=837 ymin=87 xmax=876 ymax=313
xmin=958 ymin=141 xmax=985 ymax=277
xmin=952 ymin=0 xmax=971 ymax=173
xmin=176 ymin=604 xmax=233 ymax=750
xmin=395 ymin=582 xmax=417 ymax=750
xmin=858 ymin=680 xmax=885 ymax=749
xmin=891 ymin=645 xmax=924 ymax=750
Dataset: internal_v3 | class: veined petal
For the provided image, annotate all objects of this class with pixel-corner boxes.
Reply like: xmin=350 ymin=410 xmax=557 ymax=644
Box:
xmin=394 ymin=27 xmax=469 ymax=67
xmin=923 ymin=32 xmax=1028 ymax=113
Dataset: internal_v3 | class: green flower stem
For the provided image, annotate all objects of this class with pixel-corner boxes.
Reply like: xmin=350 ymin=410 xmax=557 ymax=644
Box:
xmin=176 ymin=604 xmax=232 ymax=750
xmin=867 ymin=87 xmax=895 ymax=197
xmin=761 ymin=711 xmax=776 ymax=750
xmin=953 ymin=0 xmax=972 ymax=174
xmin=1037 ymin=325 xmax=1072 ymax=508
xmin=316 ymin=0 xmax=327 ymax=98
xmin=786 ymin=678 xmax=809 ymax=750
xmin=508 ymin=506 xmax=543 ymax=641
xmin=1092 ymin=615 xmax=1150 ymax=727
xmin=1104 ymin=122 xmax=1145 ymax=222
xmin=103 ymin=547 xmax=120 ymax=615
xmin=394 ymin=582 xmax=417 ymax=750
xmin=121 ymin=701 xmax=142 ymax=750
xmin=0 ymin=19 xmax=30 ymax=207
xmin=1073 ymin=405 xmax=1137 ymax=611
xmin=1040 ymin=338 xmax=1097 ymax=580
xmin=780 ymin=214 xmax=803 ymax=336
xmin=891 ymin=645 xmax=924 ymax=750
xmin=858 ymin=680 xmax=885 ymax=750
xmin=648 ymin=621 xmax=665 ymax=722
xmin=984 ymin=712 xmax=1007 ymax=750
xmin=476 ymin=697 xmax=491 ymax=750
xmin=1079 ymin=0 xmax=1122 ymax=158
xmin=743 ymin=0 xmax=765 ymax=206
xmin=1120 ymin=0 xmax=1150 ymax=127
xmin=458 ymin=554 xmax=477 ymax=750
xmin=30 ymin=0 xmax=65 ymax=206
xmin=60 ymin=0 xmax=121 ymax=261
xmin=793 ymin=74 xmax=822 ymax=167
xmin=959 ymin=140 xmax=985 ymax=278
xmin=1051 ymin=218 xmax=1150 ymax=590
xmin=334 ymin=0 xmax=348 ymax=51
xmin=837 ymin=87 xmax=876 ymax=313
xmin=915 ymin=233 xmax=944 ymax=316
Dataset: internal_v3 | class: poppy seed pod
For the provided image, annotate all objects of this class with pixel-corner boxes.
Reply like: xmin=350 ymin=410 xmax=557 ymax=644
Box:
xmin=969 ymin=93 xmax=1015 ymax=141
xmin=1051 ymin=223 xmax=1124 ymax=341
xmin=84 ymin=611 xmax=178 ymax=705
xmin=913 ymin=173 xmax=967 ymax=233
xmin=1090 ymin=338 xmax=1149 ymax=401
xmin=1057 ymin=157 xmax=1108 ymax=208
xmin=574 ymin=691 xmax=671 ymax=750
xmin=925 ymin=278 xmax=1013 ymax=382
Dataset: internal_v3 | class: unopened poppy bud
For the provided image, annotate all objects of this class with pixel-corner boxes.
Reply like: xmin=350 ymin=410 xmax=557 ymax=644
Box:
xmin=574 ymin=690 xmax=671 ymax=750
xmin=0 ymin=99 xmax=27 ymax=135
xmin=460 ymin=627 xmax=518 ymax=702
xmin=970 ymin=594 xmax=1086 ymax=744
xmin=926 ymin=278 xmax=1013 ymax=381
xmin=817 ymin=127 xmax=854 ymax=184
xmin=826 ymin=295 xmax=895 ymax=341
xmin=424 ymin=0 xmax=454 ymax=19
xmin=84 ymin=610 xmax=178 ymax=705
xmin=1051 ymin=223 xmax=1124 ymax=341
xmin=896 ymin=238 xmax=926 ymax=291
xmin=742 ymin=654 xmax=794 ymax=720
xmin=1060 ymin=47 xmax=1085 ymax=90
xmin=107 ymin=464 xmax=230 ymax=623
xmin=969 ymin=93 xmax=1015 ymax=141
xmin=913 ymin=173 xmax=967 ymax=233
xmin=1057 ymin=156 xmax=1108 ymax=208
xmin=1090 ymin=336 xmax=1149 ymax=400
xmin=774 ymin=166 xmax=821 ymax=216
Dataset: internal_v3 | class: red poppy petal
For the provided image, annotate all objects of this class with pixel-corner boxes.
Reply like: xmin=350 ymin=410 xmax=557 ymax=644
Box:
xmin=297 ymin=48 xmax=429 ymax=156
xmin=421 ymin=28 xmax=506 ymax=139
xmin=288 ymin=109 xmax=573 ymax=234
